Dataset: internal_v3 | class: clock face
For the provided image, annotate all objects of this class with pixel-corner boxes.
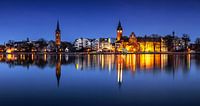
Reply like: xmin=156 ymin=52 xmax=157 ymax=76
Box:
xmin=117 ymin=30 xmax=122 ymax=33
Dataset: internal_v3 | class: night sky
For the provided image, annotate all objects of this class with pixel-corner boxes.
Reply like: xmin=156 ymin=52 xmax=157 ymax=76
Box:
xmin=0 ymin=0 xmax=200 ymax=43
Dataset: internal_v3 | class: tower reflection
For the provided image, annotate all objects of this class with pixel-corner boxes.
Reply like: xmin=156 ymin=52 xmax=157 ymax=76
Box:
xmin=0 ymin=53 xmax=192 ymax=87
xmin=116 ymin=55 xmax=123 ymax=86
xmin=56 ymin=54 xmax=61 ymax=87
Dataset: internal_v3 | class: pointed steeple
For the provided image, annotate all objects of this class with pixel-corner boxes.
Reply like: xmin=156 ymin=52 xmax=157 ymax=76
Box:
xmin=172 ymin=31 xmax=175 ymax=37
xmin=56 ymin=20 xmax=61 ymax=32
xmin=117 ymin=21 xmax=123 ymax=30
xmin=118 ymin=21 xmax=121 ymax=27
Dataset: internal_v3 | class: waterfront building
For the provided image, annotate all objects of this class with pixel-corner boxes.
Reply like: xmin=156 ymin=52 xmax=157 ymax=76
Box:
xmin=91 ymin=39 xmax=99 ymax=51
xmin=115 ymin=21 xmax=167 ymax=53
xmin=98 ymin=38 xmax=115 ymax=52
xmin=0 ymin=45 xmax=6 ymax=52
xmin=73 ymin=38 xmax=92 ymax=51
xmin=115 ymin=21 xmax=139 ymax=52
xmin=47 ymin=40 xmax=56 ymax=52
xmin=174 ymin=38 xmax=185 ymax=51
xmin=126 ymin=32 xmax=139 ymax=52
xmin=137 ymin=35 xmax=167 ymax=52
xmin=5 ymin=38 xmax=33 ymax=52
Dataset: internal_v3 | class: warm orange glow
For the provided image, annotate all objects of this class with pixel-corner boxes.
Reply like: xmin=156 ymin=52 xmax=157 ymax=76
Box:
xmin=0 ymin=54 xmax=4 ymax=61
xmin=44 ymin=54 xmax=47 ymax=61
xmin=138 ymin=41 xmax=168 ymax=52
xmin=187 ymin=54 xmax=191 ymax=70
xmin=0 ymin=49 xmax=4 ymax=52
xmin=31 ymin=48 xmax=36 ymax=52
xmin=6 ymin=54 xmax=15 ymax=61
xmin=101 ymin=54 xmax=104 ymax=69
xmin=56 ymin=33 xmax=61 ymax=46
xmin=125 ymin=54 xmax=136 ymax=71
xmin=31 ymin=54 xmax=35 ymax=61
xmin=6 ymin=48 xmax=15 ymax=54
xmin=139 ymin=54 xmax=153 ymax=70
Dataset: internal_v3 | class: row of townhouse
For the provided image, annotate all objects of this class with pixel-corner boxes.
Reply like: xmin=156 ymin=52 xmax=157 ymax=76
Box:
xmin=73 ymin=37 xmax=115 ymax=52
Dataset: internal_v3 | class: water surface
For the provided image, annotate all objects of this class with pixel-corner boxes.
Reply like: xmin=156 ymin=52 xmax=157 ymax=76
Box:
xmin=0 ymin=54 xmax=200 ymax=106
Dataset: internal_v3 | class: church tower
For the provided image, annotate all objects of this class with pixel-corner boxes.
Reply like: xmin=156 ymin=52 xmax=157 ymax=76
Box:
xmin=55 ymin=21 xmax=61 ymax=47
xmin=117 ymin=21 xmax=123 ymax=41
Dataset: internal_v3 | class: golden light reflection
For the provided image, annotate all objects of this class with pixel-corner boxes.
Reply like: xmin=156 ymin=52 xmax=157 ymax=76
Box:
xmin=101 ymin=54 xmax=104 ymax=69
xmin=6 ymin=54 xmax=15 ymax=61
xmin=125 ymin=54 xmax=136 ymax=72
xmin=31 ymin=54 xmax=35 ymax=61
xmin=87 ymin=54 xmax=90 ymax=67
xmin=0 ymin=54 xmax=4 ymax=61
xmin=76 ymin=64 xmax=79 ymax=70
xmin=161 ymin=54 xmax=168 ymax=70
xmin=44 ymin=54 xmax=47 ymax=62
xmin=0 ymin=53 xmax=193 ymax=87
xmin=187 ymin=54 xmax=191 ymax=70
xmin=117 ymin=55 xmax=123 ymax=84
xmin=139 ymin=54 xmax=155 ymax=70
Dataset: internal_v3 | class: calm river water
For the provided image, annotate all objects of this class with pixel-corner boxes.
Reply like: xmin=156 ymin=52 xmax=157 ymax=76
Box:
xmin=0 ymin=54 xmax=200 ymax=106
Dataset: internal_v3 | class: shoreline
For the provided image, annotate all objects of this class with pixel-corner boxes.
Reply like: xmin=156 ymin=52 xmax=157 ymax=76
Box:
xmin=0 ymin=52 xmax=200 ymax=55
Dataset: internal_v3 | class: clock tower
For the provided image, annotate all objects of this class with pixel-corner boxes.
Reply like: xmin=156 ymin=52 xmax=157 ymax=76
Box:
xmin=117 ymin=21 xmax=123 ymax=41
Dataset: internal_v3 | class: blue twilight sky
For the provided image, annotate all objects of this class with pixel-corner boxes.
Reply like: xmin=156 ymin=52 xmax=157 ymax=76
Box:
xmin=0 ymin=0 xmax=200 ymax=44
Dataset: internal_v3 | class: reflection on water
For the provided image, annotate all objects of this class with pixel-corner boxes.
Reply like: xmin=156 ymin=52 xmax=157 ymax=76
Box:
xmin=0 ymin=53 xmax=196 ymax=87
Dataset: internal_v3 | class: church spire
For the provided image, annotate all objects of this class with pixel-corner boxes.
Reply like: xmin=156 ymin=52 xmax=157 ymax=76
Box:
xmin=118 ymin=21 xmax=121 ymax=27
xmin=117 ymin=21 xmax=123 ymax=30
xmin=56 ymin=20 xmax=60 ymax=32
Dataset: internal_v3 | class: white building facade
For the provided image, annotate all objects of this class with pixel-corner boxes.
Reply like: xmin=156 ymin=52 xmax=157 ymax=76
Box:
xmin=74 ymin=38 xmax=92 ymax=51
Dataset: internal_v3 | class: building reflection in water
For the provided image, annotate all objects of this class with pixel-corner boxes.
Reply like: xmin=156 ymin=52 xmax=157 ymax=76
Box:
xmin=0 ymin=53 xmax=193 ymax=87
xmin=116 ymin=55 xmax=123 ymax=86
xmin=56 ymin=54 xmax=61 ymax=88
